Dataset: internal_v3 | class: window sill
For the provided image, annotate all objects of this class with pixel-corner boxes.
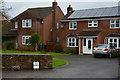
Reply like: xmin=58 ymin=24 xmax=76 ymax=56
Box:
xmin=22 ymin=44 xmax=30 ymax=45
xmin=69 ymin=29 xmax=77 ymax=30
xmin=67 ymin=46 xmax=78 ymax=48
xmin=110 ymin=27 xmax=120 ymax=29
xmin=88 ymin=26 xmax=98 ymax=27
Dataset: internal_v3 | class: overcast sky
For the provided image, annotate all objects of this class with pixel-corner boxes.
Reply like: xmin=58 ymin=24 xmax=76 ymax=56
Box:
xmin=3 ymin=0 xmax=120 ymax=19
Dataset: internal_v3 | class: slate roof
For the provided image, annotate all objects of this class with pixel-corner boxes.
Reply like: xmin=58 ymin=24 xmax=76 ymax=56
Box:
xmin=106 ymin=33 xmax=120 ymax=37
xmin=12 ymin=7 xmax=53 ymax=20
xmin=78 ymin=30 xmax=100 ymax=36
xmin=28 ymin=7 xmax=53 ymax=19
xmin=62 ymin=6 xmax=120 ymax=20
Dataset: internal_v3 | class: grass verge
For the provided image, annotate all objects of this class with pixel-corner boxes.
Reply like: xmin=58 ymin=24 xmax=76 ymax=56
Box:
xmin=53 ymin=58 xmax=68 ymax=68
xmin=2 ymin=50 xmax=70 ymax=56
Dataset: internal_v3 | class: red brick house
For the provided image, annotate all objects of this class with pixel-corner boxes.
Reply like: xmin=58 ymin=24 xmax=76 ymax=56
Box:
xmin=59 ymin=5 xmax=120 ymax=55
xmin=10 ymin=1 xmax=64 ymax=51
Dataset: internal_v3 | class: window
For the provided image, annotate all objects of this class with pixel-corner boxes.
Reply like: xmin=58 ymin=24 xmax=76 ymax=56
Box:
xmin=56 ymin=37 xmax=60 ymax=43
xmin=57 ymin=23 xmax=59 ymax=29
xmin=108 ymin=38 xmax=120 ymax=49
xmin=110 ymin=19 xmax=120 ymax=28
xmin=88 ymin=20 xmax=98 ymax=27
xmin=15 ymin=21 xmax=18 ymax=28
xmin=22 ymin=19 xmax=32 ymax=28
xmin=88 ymin=40 xmax=91 ymax=49
xmin=83 ymin=38 xmax=86 ymax=46
xmin=67 ymin=37 xmax=78 ymax=47
xmin=61 ymin=25 xmax=64 ymax=28
xmin=22 ymin=36 xmax=31 ymax=45
xmin=69 ymin=22 xmax=77 ymax=30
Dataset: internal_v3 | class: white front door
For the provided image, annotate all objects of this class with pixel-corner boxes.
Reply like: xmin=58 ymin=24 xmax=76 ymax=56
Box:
xmin=83 ymin=38 xmax=93 ymax=54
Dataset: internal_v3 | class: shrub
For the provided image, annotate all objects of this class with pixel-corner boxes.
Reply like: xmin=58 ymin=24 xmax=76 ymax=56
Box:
xmin=29 ymin=33 xmax=41 ymax=51
xmin=53 ymin=44 xmax=63 ymax=53
xmin=64 ymin=48 xmax=75 ymax=54
xmin=2 ymin=41 xmax=14 ymax=50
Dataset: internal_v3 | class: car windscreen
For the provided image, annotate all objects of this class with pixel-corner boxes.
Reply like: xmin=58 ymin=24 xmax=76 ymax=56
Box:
xmin=95 ymin=45 xmax=107 ymax=48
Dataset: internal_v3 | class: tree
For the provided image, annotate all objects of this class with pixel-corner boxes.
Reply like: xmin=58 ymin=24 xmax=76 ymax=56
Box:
xmin=29 ymin=33 xmax=41 ymax=51
xmin=0 ymin=0 xmax=12 ymax=19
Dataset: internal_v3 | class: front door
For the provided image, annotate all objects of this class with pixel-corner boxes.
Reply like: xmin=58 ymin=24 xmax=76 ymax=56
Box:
xmin=83 ymin=38 xmax=93 ymax=54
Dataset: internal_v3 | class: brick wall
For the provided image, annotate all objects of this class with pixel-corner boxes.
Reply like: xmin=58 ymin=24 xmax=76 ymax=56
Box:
xmin=2 ymin=54 xmax=53 ymax=70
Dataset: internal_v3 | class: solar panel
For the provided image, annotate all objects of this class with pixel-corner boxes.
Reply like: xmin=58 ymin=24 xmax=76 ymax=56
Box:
xmin=67 ymin=6 xmax=119 ymax=19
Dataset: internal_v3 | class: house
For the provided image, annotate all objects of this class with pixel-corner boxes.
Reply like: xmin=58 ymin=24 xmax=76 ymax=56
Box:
xmin=58 ymin=5 xmax=120 ymax=55
xmin=10 ymin=1 xmax=64 ymax=51
xmin=2 ymin=15 xmax=18 ymax=49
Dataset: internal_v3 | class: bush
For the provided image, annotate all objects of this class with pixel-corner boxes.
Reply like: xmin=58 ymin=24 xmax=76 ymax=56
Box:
xmin=2 ymin=41 xmax=15 ymax=50
xmin=64 ymin=48 xmax=75 ymax=54
xmin=53 ymin=44 xmax=63 ymax=53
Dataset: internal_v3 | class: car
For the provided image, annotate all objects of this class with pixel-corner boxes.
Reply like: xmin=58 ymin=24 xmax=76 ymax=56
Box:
xmin=93 ymin=44 xmax=119 ymax=58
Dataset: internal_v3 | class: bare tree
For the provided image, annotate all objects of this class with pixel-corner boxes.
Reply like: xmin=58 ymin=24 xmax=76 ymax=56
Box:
xmin=0 ymin=0 xmax=12 ymax=19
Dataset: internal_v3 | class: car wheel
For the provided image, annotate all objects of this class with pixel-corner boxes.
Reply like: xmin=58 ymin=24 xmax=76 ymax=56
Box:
xmin=94 ymin=54 xmax=97 ymax=58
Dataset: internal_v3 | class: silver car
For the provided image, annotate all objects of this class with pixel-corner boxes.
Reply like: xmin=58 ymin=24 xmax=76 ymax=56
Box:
xmin=93 ymin=44 xmax=119 ymax=58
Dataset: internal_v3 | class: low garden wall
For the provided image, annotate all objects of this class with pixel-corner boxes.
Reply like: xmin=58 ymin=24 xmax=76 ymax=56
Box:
xmin=2 ymin=54 xmax=53 ymax=70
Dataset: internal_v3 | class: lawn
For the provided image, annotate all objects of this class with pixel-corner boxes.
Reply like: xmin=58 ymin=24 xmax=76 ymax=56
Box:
xmin=53 ymin=58 xmax=67 ymax=68
xmin=2 ymin=50 xmax=70 ymax=56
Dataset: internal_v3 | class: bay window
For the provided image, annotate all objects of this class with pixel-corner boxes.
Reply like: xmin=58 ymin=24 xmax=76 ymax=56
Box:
xmin=67 ymin=37 xmax=78 ymax=47
xmin=22 ymin=36 xmax=31 ymax=45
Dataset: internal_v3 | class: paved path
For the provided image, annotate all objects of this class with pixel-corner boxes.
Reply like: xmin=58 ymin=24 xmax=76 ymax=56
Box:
xmin=2 ymin=55 xmax=119 ymax=78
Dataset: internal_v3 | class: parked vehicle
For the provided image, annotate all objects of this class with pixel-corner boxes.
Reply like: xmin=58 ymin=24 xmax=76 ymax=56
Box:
xmin=93 ymin=44 xmax=119 ymax=58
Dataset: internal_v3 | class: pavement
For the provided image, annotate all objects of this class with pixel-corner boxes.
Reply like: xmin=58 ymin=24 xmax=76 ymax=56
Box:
xmin=2 ymin=55 xmax=119 ymax=78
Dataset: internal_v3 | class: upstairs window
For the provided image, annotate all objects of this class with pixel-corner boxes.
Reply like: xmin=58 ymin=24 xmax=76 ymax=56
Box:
xmin=22 ymin=19 xmax=32 ymax=28
xmin=88 ymin=20 xmax=98 ymax=27
xmin=57 ymin=23 xmax=59 ymax=29
xmin=22 ymin=36 xmax=31 ymax=45
xmin=69 ymin=22 xmax=77 ymax=30
xmin=56 ymin=36 xmax=60 ymax=43
xmin=15 ymin=21 xmax=18 ymax=29
xmin=67 ymin=37 xmax=78 ymax=47
xmin=110 ymin=19 xmax=120 ymax=28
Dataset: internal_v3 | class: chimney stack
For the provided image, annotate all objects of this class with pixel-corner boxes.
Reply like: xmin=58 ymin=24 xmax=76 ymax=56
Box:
xmin=52 ymin=0 xmax=57 ymax=11
xmin=67 ymin=5 xmax=73 ymax=14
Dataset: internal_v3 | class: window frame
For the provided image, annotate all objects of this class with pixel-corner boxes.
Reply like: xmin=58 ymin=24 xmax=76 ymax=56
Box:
xmin=69 ymin=22 xmax=77 ymax=30
xmin=67 ymin=37 xmax=78 ymax=47
xmin=22 ymin=19 xmax=32 ymax=28
xmin=110 ymin=19 xmax=120 ymax=29
xmin=88 ymin=20 xmax=98 ymax=27
xmin=22 ymin=36 xmax=31 ymax=45
xmin=57 ymin=23 xmax=59 ymax=29
xmin=15 ymin=21 xmax=18 ymax=29
xmin=108 ymin=37 xmax=120 ymax=49
xmin=56 ymin=36 xmax=60 ymax=43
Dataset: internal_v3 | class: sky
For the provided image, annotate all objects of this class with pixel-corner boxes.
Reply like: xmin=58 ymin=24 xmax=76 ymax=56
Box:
xmin=3 ymin=0 xmax=120 ymax=19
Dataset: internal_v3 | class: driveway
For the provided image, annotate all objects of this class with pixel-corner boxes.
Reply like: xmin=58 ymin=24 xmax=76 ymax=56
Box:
xmin=2 ymin=55 xmax=119 ymax=78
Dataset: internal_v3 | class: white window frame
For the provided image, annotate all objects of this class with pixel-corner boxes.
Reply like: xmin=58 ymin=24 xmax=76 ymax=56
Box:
xmin=15 ymin=21 xmax=18 ymax=29
xmin=108 ymin=37 xmax=120 ymax=49
xmin=67 ymin=37 xmax=78 ymax=47
xmin=22 ymin=19 xmax=32 ymax=28
xmin=56 ymin=36 xmax=60 ymax=43
xmin=57 ymin=23 xmax=59 ymax=29
xmin=69 ymin=22 xmax=77 ymax=30
xmin=88 ymin=20 xmax=98 ymax=27
xmin=110 ymin=19 xmax=120 ymax=29
xmin=22 ymin=36 xmax=31 ymax=45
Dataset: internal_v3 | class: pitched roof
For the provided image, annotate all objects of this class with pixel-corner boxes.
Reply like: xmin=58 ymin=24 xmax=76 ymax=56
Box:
xmin=12 ymin=7 xmax=53 ymax=20
xmin=2 ymin=21 xmax=18 ymax=36
xmin=62 ymin=6 xmax=120 ymax=20
xmin=28 ymin=7 xmax=53 ymax=19
xmin=78 ymin=30 xmax=100 ymax=36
